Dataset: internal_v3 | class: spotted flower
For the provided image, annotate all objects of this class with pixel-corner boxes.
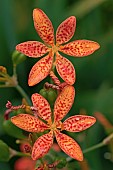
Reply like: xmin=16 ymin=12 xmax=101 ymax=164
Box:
xmin=16 ymin=8 xmax=100 ymax=86
xmin=11 ymin=85 xmax=96 ymax=161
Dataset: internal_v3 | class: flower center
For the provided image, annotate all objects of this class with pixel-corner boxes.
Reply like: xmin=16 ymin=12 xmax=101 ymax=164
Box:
xmin=52 ymin=45 xmax=59 ymax=53
xmin=50 ymin=122 xmax=57 ymax=131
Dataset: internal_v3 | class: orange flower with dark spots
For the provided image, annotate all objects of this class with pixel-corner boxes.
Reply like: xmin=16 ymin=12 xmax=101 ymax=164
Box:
xmin=11 ymin=85 xmax=96 ymax=161
xmin=16 ymin=9 xmax=100 ymax=86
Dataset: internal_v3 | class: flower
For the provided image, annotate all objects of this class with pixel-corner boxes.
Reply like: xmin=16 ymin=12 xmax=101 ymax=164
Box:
xmin=11 ymin=85 xmax=96 ymax=161
xmin=14 ymin=157 xmax=36 ymax=170
xmin=16 ymin=8 xmax=100 ymax=86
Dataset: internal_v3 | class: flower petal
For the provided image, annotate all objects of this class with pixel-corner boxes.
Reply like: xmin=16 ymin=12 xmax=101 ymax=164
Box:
xmin=28 ymin=54 xmax=53 ymax=86
xmin=32 ymin=93 xmax=52 ymax=122
xmin=59 ymin=40 xmax=100 ymax=57
xmin=32 ymin=131 xmax=53 ymax=160
xmin=55 ymin=130 xmax=83 ymax=161
xmin=54 ymin=85 xmax=75 ymax=121
xmin=11 ymin=114 xmax=49 ymax=132
xmin=33 ymin=8 xmax=54 ymax=46
xmin=16 ymin=41 xmax=49 ymax=58
xmin=56 ymin=53 xmax=75 ymax=85
xmin=63 ymin=115 xmax=96 ymax=132
xmin=56 ymin=16 xmax=76 ymax=45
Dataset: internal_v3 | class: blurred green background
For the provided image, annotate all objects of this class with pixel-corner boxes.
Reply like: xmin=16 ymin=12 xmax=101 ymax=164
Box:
xmin=0 ymin=0 xmax=113 ymax=169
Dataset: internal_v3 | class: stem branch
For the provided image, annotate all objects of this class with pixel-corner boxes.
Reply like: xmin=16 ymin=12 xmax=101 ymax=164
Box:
xmin=15 ymin=84 xmax=32 ymax=105
xmin=66 ymin=133 xmax=113 ymax=162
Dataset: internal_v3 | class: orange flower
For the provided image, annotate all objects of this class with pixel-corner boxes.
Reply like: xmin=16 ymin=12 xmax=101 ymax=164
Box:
xmin=11 ymin=85 xmax=96 ymax=161
xmin=16 ymin=9 xmax=100 ymax=86
xmin=14 ymin=157 xmax=36 ymax=170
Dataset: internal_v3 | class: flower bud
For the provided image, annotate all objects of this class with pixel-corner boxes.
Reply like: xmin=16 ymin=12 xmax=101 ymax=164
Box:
xmin=47 ymin=88 xmax=57 ymax=107
xmin=3 ymin=120 xmax=26 ymax=139
xmin=12 ymin=50 xmax=27 ymax=65
xmin=14 ymin=157 xmax=36 ymax=170
xmin=0 ymin=140 xmax=10 ymax=162
xmin=39 ymin=89 xmax=48 ymax=99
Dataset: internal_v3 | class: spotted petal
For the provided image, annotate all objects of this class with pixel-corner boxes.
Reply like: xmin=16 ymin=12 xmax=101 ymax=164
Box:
xmin=33 ymin=8 xmax=54 ymax=46
xmin=63 ymin=115 xmax=96 ymax=132
xmin=16 ymin=41 xmax=49 ymax=58
xmin=28 ymin=54 xmax=53 ymax=86
xmin=56 ymin=16 xmax=76 ymax=45
xmin=59 ymin=40 xmax=100 ymax=57
xmin=11 ymin=114 xmax=49 ymax=132
xmin=32 ymin=93 xmax=52 ymax=122
xmin=54 ymin=85 xmax=75 ymax=121
xmin=32 ymin=131 xmax=53 ymax=160
xmin=55 ymin=130 xmax=83 ymax=161
xmin=56 ymin=53 xmax=75 ymax=85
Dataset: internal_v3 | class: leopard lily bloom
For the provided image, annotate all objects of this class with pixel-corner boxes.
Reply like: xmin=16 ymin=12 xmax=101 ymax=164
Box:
xmin=11 ymin=85 xmax=96 ymax=161
xmin=16 ymin=8 xmax=100 ymax=86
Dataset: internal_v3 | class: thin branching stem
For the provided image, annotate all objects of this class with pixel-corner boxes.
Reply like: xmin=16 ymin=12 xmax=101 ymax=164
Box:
xmin=66 ymin=133 xmax=113 ymax=162
xmin=15 ymin=84 xmax=32 ymax=105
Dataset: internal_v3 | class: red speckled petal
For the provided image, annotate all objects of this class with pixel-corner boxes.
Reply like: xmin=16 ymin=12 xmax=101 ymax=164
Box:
xmin=33 ymin=9 xmax=54 ymax=46
xmin=16 ymin=41 xmax=49 ymax=58
xmin=63 ymin=115 xmax=96 ymax=132
xmin=32 ymin=93 xmax=52 ymax=121
xmin=56 ymin=16 xmax=76 ymax=45
xmin=54 ymin=85 xmax=75 ymax=121
xmin=35 ymin=168 xmax=44 ymax=170
xmin=11 ymin=114 xmax=49 ymax=132
xmin=56 ymin=53 xmax=75 ymax=85
xmin=28 ymin=54 xmax=53 ymax=86
xmin=59 ymin=40 xmax=100 ymax=57
xmin=32 ymin=131 xmax=53 ymax=160
xmin=55 ymin=130 xmax=83 ymax=161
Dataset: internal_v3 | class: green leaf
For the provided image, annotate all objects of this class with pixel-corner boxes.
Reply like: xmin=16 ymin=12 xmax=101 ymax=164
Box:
xmin=3 ymin=120 xmax=26 ymax=139
xmin=0 ymin=140 xmax=10 ymax=162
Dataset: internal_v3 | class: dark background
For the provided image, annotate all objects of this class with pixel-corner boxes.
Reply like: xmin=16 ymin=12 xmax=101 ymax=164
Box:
xmin=0 ymin=0 xmax=113 ymax=169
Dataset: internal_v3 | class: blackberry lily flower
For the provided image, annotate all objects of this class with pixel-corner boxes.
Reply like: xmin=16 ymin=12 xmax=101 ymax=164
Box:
xmin=16 ymin=9 xmax=100 ymax=86
xmin=11 ymin=85 xmax=96 ymax=161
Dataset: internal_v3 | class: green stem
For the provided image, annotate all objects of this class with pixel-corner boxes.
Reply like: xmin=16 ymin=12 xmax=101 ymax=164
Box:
xmin=83 ymin=142 xmax=103 ymax=154
xmin=16 ymin=151 xmax=30 ymax=157
xmin=0 ymin=85 xmax=13 ymax=88
xmin=9 ymin=148 xmax=30 ymax=159
xmin=66 ymin=133 xmax=113 ymax=162
xmin=83 ymin=133 xmax=113 ymax=154
xmin=15 ymin=84 xmax=32 ymax=105
xmin=13 ymin=64 xmax=17 ymax=77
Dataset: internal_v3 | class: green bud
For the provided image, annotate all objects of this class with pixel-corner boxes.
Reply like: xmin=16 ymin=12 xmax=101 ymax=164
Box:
xmin=56 ymin=158 xmax=67 ymax=169
xmin=12 ymin=50 xmax=27 ymax=65
xmin=39 ymin=89 xmax=48 ymax=99
xmin=3 ymin=120 xmax=26 ymax=139
xmin=47 ymin=89 xmax=57 ymax=107
xmin=0 ymin=140 xmax=10 ymax=162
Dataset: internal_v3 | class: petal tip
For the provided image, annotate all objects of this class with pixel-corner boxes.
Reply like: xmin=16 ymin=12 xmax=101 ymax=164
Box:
xmin=96 ymin=42 xmax=100 ymax=50
xmin=78 ymin=154 xmax=84 ymax=162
